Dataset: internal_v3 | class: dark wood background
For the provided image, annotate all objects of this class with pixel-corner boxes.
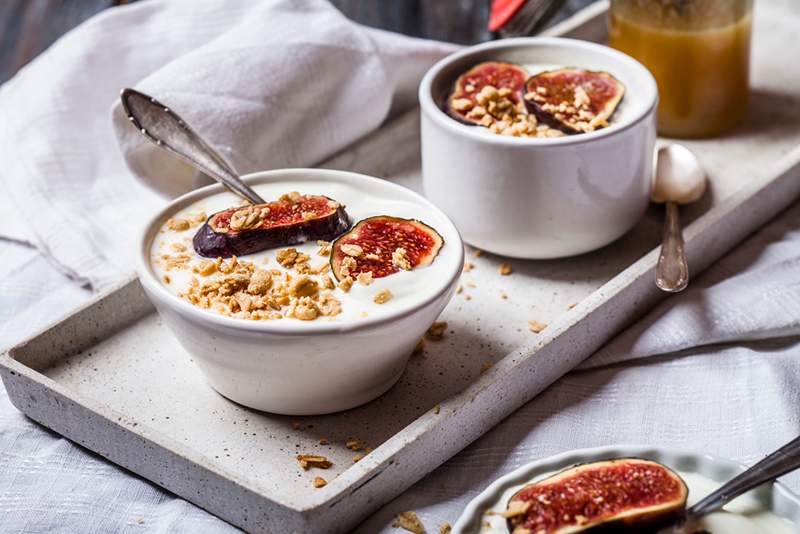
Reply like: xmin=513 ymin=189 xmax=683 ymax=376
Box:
xmin=0 ymin=0 xmax=595 ymax=84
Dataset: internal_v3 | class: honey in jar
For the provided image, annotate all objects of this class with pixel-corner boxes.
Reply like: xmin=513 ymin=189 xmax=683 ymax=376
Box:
xmin=609 ymin=0 xmax=753 ymax=138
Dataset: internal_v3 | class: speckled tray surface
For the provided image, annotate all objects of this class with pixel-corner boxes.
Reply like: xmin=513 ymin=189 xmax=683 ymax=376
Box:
xmin=3 ymin=2 xmax=800 ymax=533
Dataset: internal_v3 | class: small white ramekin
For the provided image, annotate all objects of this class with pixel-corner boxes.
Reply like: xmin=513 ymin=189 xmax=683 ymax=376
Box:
xmin=137 ymin=169 xmax=463 ymax=416
xmin=419 ymin=37 xmax=658 ymax=259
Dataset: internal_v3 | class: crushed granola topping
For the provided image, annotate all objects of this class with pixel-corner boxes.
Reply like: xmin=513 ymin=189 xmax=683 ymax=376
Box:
xmin=392 ymin=511 xmax=425 ymax=534
xmin=373 ymin=289 xmax=393 ymax=304
xmin=276 ymin=247 xmax=300 ymax=267
xmin=356 ymin=271 xmax=374 ymax=286
xmin=340 ymin=256 xmax=357 ymax=277
xmin=391 ymin=248 xmax=412 ymax=271
xmin=317 ymin=240 xmax=332 ymax=257
xmin=296 ymin=454 xmax=332 ymax=470
xmin=426 ymin=321 xmax=447 ymax=341
xmin=338 ymin=276 xmax=354 ymax=292
xmin=166 ymin=218 xmax=190 ymax=231
xmin=341 ymin=243 xmax=364 ymax=257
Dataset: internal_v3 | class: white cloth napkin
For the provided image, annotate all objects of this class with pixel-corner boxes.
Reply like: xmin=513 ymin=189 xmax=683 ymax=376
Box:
xmin=0 ymin=0 xmax=456 ymax=291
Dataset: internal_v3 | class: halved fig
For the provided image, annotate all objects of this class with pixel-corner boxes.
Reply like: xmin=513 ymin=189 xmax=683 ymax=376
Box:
xmin=193 ymin=193 xmax=350 ymax=258
xmin=523 ymin=68 xmax=625 ymax=134
xmin=447 ymin=61 xmax=529 ymax=126
xmin=330 ymin=216 xmax=444 ymax=281
xmin=505 ymin=459 xmax=688 ymax=534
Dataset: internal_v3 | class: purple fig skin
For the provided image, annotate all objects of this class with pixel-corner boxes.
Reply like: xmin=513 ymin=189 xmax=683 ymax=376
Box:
xmin=193 ymin=206 xmax=351 ymax=258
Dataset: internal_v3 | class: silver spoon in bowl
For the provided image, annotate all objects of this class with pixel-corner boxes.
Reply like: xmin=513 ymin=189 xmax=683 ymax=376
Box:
xmin=120 ymin=88 xmax=265 ymax=205
xmin=660 ymin=434 xmax=800 ymax=533
xmin=652 ymin=144 xmax=707 ymax=293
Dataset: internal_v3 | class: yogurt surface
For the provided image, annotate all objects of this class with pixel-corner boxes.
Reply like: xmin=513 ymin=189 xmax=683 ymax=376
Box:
xmin=478 ymin=469 xmax=796 ymax=534
xmin=149 ymin=177 xmax=460 ymax=325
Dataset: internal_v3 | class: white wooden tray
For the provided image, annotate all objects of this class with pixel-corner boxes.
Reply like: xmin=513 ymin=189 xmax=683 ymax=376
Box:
xmin=3 ymin=1 xmax=800 ymax=532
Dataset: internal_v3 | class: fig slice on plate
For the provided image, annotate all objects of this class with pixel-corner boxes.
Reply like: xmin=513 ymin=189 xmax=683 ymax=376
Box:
xmin=523 ymin=68 xmax=625 ymax=134
xmin=193 ymin=193 xmax=350 ymax=258
xmin=330 ymin=216 xmax=444 ymax=281
xmin=447 ymin=61 xmax=529 ymax=126
xmin=505 ymin=458 xmax=688 ymax=534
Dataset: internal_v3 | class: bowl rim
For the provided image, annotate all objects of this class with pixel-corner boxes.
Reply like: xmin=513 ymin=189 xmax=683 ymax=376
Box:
xmin=452 ymin=444 xmax=800 ymax=532
xmin=419 ymin=36 xmax=659 ymax=147
xmin=136 ymin=168 xmax=464 ymax=336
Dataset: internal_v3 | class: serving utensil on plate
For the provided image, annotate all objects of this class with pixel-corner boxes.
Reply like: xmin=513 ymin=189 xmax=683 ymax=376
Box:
xmin=652 ymin=144 xmax=706 ymax=293
xmin=661 ymin=434 xmax=800 ymax=533
xmin=120 ymin=88 xmax=265 ymax=205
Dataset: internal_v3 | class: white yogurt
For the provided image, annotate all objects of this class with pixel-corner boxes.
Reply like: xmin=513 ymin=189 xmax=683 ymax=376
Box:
xmin=479 ymin=470 xmax=796 ymax=534
xmin=149 ymin=178 xmax=458 ymax=324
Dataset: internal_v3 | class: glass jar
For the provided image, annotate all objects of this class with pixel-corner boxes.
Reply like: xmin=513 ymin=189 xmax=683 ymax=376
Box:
xmin=609 ymin=0 xmax=753 ymax=138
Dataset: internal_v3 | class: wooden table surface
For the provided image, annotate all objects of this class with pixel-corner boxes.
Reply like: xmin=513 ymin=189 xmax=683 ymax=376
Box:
xmin=0 ymin=0 xmax=595 ymax=84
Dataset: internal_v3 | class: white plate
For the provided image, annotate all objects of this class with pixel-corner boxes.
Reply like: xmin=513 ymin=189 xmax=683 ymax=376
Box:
xmin=453 ymin=445 xmax=800 ymax=533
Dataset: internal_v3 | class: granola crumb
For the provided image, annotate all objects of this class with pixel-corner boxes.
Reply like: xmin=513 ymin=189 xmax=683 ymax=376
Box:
xmin=356 ymin=271 xmax=374 ymax=286
xmin=341 ymin=243 xmax=364 ymax=257
xmin=290 ymin=276 xmax=319 ymax=298
xmin=439 ymin=522 xmax=451 ymax=534
xmin=313 ymin=476 xmax=327 ymax=488
xmin=480 ymin=361 xmax=493 ymax=374
xmin=170 ymin=242 xmax=187 ymax=252
xmin=194 ymin=259 xmax=217 ymax=277
xmin=338 ymin=276 xmax=354 ymax=292
xmin=433 ymin=405 xmax=441 ymax=415
xmin=392 ymin=247 xmax=412 ymax=271
xmin=412 ymin=339 xmax=425 ymax=357
xmin=456 ymin=284 xmax=463 ymax=294
xmin=499 ymin=263 xmax=513 ymax=276
xmin=426 ymin=321 xmax=448 ymax=341
xmin=352 ymin=453 xmax=364 ymax=463
xmin=473 ymin=249 xmax=484 ymax=257
xmin=528 ymin=319 xmax=547 ymax=333
xmin=319 ymin=438 xmax=329 ymax=445
xmin=463 ymin=261 xmax=474 ymax=272
xmin=568 ymin=302 xmax=577 ymax=310
xmin=162 ymin=275 xmax=171 ymax=284
xmin=317 ymin=240 xmax=332 ymax=257
xmin=500 ymin=292 xmax=508 ymax=300
xmin=276 ymin=247 xmax=300 ymax=268
xmin=373 ymin=289 xmax=393 ymax=304
xmin=392 ymin=511 xmax=425 ymax=534
xmin=296 ymin=454 xmax=332 ymax=470
xmin=340 ymin=256 xmax=357 ymax=277
xmin=166 ymin=218 xmax=190 ymax=231
xmin=291 ymin=421 xmax=302 ymax=430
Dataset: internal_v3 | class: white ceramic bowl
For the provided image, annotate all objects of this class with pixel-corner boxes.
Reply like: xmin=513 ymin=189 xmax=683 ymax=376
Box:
xmin=453 ymin=445 xmax=800 ymax=533
xmin=419 ymin=37 xmax=658 ymax=259
xmin=137 ymin=169 xmax=463 ymax=416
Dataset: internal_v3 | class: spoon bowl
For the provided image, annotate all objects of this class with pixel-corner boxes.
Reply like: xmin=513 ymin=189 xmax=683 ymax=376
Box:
xmin=652 ymin=144 xmax=707 ymax=292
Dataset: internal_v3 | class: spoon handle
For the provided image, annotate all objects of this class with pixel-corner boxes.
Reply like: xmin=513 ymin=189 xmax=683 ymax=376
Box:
xmin=120 ymin=88 xmax=265 ymax=205
xmin=655 ymin=202 xmax=689 ymax=292
xmin=688 ymin=435 xmax=800 ymax=519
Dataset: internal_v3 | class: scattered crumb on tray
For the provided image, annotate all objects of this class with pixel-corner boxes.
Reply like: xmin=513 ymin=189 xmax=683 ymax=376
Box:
xmin=480 ymin=361 xmax=493 ymax=374
xmin=439 ymin=522 xmax=452 ymax=534
xmin=426 ymin=321 xmax=447 ymax=341
xmin=528 ymin=320 xmax=547 ymax=334
xmin=499 ymin=263 xmax=512 ymax=276
xmin=393 ymin=511 xmax=425 ymax=534
xmin=463 ymin=261 xmax=474 ymax=272
xmin=313 ymin=476 xmax=327 ymax=488
xmin=296 ymin=454 xmax=332 ymax=470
